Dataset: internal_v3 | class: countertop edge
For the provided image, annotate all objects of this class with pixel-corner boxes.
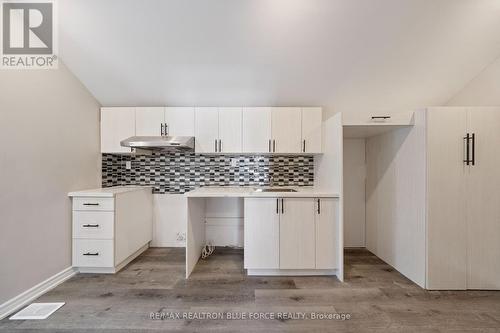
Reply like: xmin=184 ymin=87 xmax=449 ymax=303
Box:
xmin=184 ymin=191 xmax=340 ymax=198
xmin=68 ymin=186 xmax=153 ymax=198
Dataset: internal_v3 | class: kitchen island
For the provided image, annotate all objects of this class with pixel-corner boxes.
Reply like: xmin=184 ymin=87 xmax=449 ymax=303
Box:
xmin=184 ymin=186 xmax=343 ymax=281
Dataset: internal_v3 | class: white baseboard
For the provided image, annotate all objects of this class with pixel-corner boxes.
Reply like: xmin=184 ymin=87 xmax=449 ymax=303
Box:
xmin=0 ymin=267 xmax=77 ymax=320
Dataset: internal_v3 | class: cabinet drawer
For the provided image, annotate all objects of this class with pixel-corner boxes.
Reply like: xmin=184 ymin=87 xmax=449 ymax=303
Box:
xmin=73 ymin=211 xmax=114 ymax=239
xmin=72 ymin=239 xmax=114 ymax=267
xmin=342 ymin=112 xmax=414 ymax=125
xmin=72 ymin=197 xmax=114 ymax=211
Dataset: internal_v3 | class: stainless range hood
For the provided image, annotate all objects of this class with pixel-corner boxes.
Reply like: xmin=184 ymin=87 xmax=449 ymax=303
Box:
xmin=120 ymin=136 xmax=195 ymax=152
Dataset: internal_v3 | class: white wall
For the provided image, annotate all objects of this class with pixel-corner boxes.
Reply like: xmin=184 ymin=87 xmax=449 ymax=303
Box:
xmin=205 ymin=198 xmax=244 ymax=247
xmin=152 ymin=194 xmax=187 ymax=247
xmin=365 ymin=110 xmax=427 ymax=287
xmin=0 ymin=63 xmax=100 ymax=305
xmin=447 ymin=56 xmax=500 ymax=106
xmin=60 ymin=0 xmax=500 ymax=116
xmin=343 ymin=139 xmax=366 ymax=248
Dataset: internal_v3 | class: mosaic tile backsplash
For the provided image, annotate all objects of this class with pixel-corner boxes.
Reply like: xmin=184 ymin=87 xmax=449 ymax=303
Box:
xmin=102 ymin=153 xmax=315 ymax=194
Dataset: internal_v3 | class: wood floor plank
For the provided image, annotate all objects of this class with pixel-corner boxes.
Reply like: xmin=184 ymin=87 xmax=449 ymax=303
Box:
xmin=1 ymin=247 xmax=499 ymax=332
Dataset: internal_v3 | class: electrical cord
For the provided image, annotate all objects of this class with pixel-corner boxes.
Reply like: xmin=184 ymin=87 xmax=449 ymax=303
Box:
xmin=201 ymin=244 xmax=215 ymax=259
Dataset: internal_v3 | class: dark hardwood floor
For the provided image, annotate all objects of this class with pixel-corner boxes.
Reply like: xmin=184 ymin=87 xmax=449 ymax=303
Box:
xmin=1 ymin=248 xmax=500 ymax=332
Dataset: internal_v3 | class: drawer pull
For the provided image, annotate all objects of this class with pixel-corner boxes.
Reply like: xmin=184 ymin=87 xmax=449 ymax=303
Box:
xmin=83 ymin=203 xmax=100 ymax=206
xmin=371 ymin=116 xmax=391 ymax=121
xmin=83 ymin=252 xmax=99 ymax=256
xmin=82 ymin=224 xmax=99 ymax=228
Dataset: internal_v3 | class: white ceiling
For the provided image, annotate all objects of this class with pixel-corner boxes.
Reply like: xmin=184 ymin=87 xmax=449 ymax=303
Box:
xmin=59 ymin=0 xmax=500 ymax=113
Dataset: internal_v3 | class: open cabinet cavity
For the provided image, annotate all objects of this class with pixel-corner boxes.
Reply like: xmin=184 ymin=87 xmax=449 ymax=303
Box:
xmin=343 ymin=108 xmax=500 ymax=290
xmin=343 ymin=110 xmax=425 ymax=287
xmin=186 ymin=197 xmax=243 ymax=278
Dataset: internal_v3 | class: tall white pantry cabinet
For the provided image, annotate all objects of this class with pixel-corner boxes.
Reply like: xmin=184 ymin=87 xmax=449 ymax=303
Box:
xmin=427 ymin=107 xmax=500 ymax=290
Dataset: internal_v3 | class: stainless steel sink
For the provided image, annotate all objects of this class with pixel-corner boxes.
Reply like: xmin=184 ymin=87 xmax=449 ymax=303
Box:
xmin=254 ymin=188 xmax=297 ymax=193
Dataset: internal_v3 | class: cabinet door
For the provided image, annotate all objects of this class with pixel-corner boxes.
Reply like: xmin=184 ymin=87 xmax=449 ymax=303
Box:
xmin=244 ymin=198 xmax=280 ymax=269
xmin=315 ymin=198 xmax=338 ymax=269
xmin=426 ymin=107 xmax=467 ymax=290
xmin=100 ymin=107 xmax=135 ymax=153
xmin=165 ymin=107 xmax=195 ymax=136
xmin=218 ymin=107 xmax=242 ymax=153
xmin=242 ymin=107 xmax=272 ymax=153
xmin=194 ymin=107 xmax=219 ymax=153
xmin=279 ymin=198 xmax=315 ymax=269
xmin=466 ymin=107 xmax=500 ymax=289
xmin=271 ymin=107 xmax=302 ymax=153
xmin=135 ymin=107 xmax=165 ymax=136
xmin=302 ymin=107 xmax=322 ymax=153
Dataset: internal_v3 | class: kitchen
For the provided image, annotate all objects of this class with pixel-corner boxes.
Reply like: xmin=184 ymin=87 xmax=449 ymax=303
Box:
xmin=1 ymin=1 xmax=500 ymax=331
xmin=69 ymin=106 xmax=343 ymax=281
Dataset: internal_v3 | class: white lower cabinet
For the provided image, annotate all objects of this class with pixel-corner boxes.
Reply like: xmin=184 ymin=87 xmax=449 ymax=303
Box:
xmin=279 ymin=198 xmax=315 ymax=269
xmin=73 ymin=239 xmax=114 ymax=268
xmin=70 ymin=188 xmax=153 ymax=273
xmin=315 ymin=198 xmax=338 ymax=269
xmin=244 ymin=197 xmax=338 ymax=272
xmin=72 ymin=211 xmax=114 ymax=239
xmin=244 ymin=198 xmax=280 ymax=269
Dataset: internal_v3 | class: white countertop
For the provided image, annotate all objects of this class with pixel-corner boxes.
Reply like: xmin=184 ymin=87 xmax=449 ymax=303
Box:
xmin=184 ymin=186 xmax=339 ymax=198
xmin=68 ymin=186 xmax=152 ymax=198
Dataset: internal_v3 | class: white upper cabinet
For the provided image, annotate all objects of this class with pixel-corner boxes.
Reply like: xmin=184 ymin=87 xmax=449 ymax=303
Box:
xmin=136 ymin=107 xmax=195 ymax=137
xmin=218 ymin=107 xmax=242 ymax=153
xmin=101 ymin=107 xmax=135 ymax=153
xmin=242 ymin=107 xmax=272 ymax=153
xmin=271 ymin=107 xmax=302 ymax=153
xmin=165 ymin=107 xmax=195 ymax=136
xmin=195 ymin=107 xmax=219 ymax=153
xmin=195 ymin=107 xmax=242 ymax=153
xmin=102 ymin=106 xmax=322 ymax=154
xmin=302 ymin=107 xmax=322 ymax=153
xmin=135 ymin=107 xmax=165 ymax=136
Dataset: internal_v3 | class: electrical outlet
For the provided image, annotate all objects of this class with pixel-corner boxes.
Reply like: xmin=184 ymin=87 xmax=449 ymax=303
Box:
xmin=125 ymin=161 xmax=131 ymax=170
xmin=176 ymin=232 xmax=186 ymax=242
xmin=231 ymin=158 xmax=238 ymax=167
